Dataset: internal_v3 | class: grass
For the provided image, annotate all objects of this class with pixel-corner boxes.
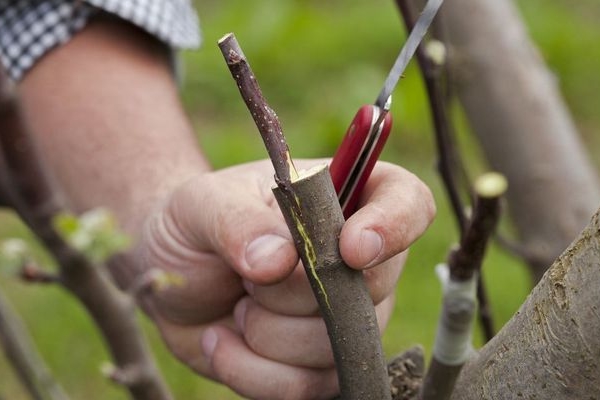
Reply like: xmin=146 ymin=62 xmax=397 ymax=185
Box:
xmin=0 ymin=0 xmax=598 ymax=398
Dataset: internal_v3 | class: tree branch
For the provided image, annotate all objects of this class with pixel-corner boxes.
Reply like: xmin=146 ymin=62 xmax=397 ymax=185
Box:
xmin=219 ymin=33 xmax=391 ymax=400
xmin=450 ymin=207 xmax=600 ymax=399
xmin=448 ymin=173 xmax=506 ymax=281
xmin=0 ymin=288 xmax=70 ymax=400
xmin=218 ymin=33 xmax=298 ymax=184
xmin=420 ymin=173 xmax=506 ymax=400
xmin=395 ymin=0 xmax=497 ymax=342
xmin=395 ymin=0 xmax=467 ymax=236
xmin=0 ymin=68 xmax=171 ymax=400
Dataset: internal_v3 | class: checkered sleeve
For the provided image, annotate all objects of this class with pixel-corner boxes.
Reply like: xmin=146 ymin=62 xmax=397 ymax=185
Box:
xmin=0 ymin=0 xmax=201 ymax=81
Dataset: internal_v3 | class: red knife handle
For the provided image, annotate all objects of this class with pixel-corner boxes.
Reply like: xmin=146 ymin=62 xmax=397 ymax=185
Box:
xmin=330 ymin=105 xmax=393 ymax=218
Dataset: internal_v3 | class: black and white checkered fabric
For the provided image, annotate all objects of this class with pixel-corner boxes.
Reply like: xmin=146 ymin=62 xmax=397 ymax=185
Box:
xmin=0 ymin=0 xmax=201 ymax=81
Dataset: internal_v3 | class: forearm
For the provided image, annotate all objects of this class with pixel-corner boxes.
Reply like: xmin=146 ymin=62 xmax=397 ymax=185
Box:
xmin=17 ymin=15 xmax=209 ymax=234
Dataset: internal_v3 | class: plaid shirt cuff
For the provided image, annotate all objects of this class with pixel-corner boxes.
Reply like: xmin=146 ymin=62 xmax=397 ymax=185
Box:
xmin=0 ymin=0 xmax=200 ymax=81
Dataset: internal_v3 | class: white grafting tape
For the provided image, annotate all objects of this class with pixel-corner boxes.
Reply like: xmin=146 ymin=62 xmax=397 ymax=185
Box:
xmin=432 ymin=263 xmax=477 ymax=365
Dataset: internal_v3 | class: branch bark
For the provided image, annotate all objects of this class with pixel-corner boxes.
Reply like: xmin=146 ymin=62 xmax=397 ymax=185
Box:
xmin=218 ymin=33 xmax=298 ymax=184
xmin=441 ymin=0 xmax=600 ymax=281
xmin=0 ymin=68 xmax=171 ymax=400
xmin=273 ymin=166 xmax=390 ymax=400
xmin=0 ymin=288 xmax=70 ymax=400
xmin=449 ymin=206 xmax=600 ymax=399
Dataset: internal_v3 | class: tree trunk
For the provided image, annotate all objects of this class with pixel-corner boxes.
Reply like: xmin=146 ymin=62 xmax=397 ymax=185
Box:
xmin=449 ymin=206 xmax=600 ymax=399
xmin=441 ymin=0 xmax=600 ymax=281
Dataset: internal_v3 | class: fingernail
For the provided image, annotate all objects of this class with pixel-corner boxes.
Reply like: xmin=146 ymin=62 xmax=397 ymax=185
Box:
xmin=234 ymin=299 xmax=247 ymax=333
xmin=202 ymin=328 xmax=218 ymax=359
xmin=360 ymin=229 xmax=383 ymax=265
xmin=245 ymin=234 xmax=292 ymax=270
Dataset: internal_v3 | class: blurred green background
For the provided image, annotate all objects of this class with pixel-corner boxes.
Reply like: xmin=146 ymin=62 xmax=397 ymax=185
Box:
xmin=1 ymin=0 xmax=599 ymax=398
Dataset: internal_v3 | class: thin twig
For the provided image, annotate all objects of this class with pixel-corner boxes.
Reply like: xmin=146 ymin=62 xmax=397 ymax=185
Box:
xmin=420 ymin=172 xmax=506 ymax=400
xmin=19 ymin=262 xmax=61 ymax=284
xmin=0 ymin=288 xmax=70 ymax=400
xmin=395 ymin=0 xmax=495 ymax=342
xmin=395 ymin=0 xmax=467 ymax=236
xmin=218 ymin=33 xmax=298 ymax=185
xmin=449 ymin=174 xmax=506 ymax=281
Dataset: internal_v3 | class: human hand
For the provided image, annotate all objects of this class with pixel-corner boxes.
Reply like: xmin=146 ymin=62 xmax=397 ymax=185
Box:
xmin=134 ymin=159 xmax=435 ymax=399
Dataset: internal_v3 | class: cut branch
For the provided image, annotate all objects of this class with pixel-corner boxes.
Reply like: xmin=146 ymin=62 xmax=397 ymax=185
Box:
xmin=218 ymin=33 xmax=391 ymax=400
xmin=0 ymin=68 xmax=171 ymax=400
xmin=449 ymin=173 xmax=506 ymax=281
xmin=273 ymin=166 xmax=390 ymax=400
xmin=388 ymin=346 xmax=426 ymax=400
xmin=420 ymin=173 xmax=505 ymax=400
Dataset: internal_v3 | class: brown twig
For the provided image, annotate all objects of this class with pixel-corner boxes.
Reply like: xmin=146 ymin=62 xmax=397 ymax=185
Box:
xmin=0 ymin=288 xmax=70 ymax=400
xmin=218 ymin=33 xmax=298 ymax=185
xmin=395 ymin=0 xmax=467 ymax=235
xmin=395 ymin=0 xmax=496 ymax=342
xmin=0 ymin=68 xmax=171 ymax=400
xmin=19 ymin=262 xmax=61 ymax=284
xmin=218 ymin=33 xmax=391 ymax=400
xmin=388 ymin=346 xmax=426 ymax=400
xmin=448 ymin=174 xmax=505 ymax=281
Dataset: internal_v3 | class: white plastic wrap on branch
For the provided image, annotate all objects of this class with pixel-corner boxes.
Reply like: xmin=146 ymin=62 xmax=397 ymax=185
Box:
xmin=432 ymin=264 xmax=477 ymax=366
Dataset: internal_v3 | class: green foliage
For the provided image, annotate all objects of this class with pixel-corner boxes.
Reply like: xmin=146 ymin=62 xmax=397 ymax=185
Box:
xmin=52 ymin=208 xmax=131 ymax=264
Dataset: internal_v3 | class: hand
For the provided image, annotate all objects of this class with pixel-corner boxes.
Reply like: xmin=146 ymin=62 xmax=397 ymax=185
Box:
xmin=134 ymin=159 xmax=435 ymax=399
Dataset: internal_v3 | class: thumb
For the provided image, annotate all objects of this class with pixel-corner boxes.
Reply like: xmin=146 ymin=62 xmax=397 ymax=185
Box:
xmin=165 ymin=173 xmax=298 ymax=285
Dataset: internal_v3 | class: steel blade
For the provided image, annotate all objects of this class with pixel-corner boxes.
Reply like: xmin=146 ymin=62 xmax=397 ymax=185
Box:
xmin=374 ymin=0 xmax=444 ymax=108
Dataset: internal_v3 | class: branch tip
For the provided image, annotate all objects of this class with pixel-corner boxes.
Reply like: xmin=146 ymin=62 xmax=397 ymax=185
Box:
xmin=425 ymin=39 xmax=447 ymax=66
xmin=218 ymin=32 xmax=296 ymax=184
xmin=217 ymin=32 xmax=234 ymax=45
xmin=101 ymin=362 xmax=148 ymax=388
xmin=19 ymin=263 xmax=60 ymax=284
xmin=474 ymin=172 xmax=508 ymax=199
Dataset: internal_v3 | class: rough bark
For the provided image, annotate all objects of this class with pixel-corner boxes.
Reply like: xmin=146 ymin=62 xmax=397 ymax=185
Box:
xmin=450 ymin=207 xmax=600 ymax=399
xmin=441 ymin=0 xmax=600 ymax=281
